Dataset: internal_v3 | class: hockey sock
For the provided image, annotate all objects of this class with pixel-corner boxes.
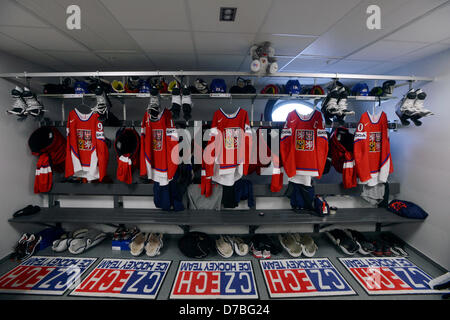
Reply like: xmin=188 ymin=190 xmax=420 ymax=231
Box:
xmin=181 ymin=86 xmax=192 ymax=120
xmin=170 ymin=87 xmax=181 ymax=119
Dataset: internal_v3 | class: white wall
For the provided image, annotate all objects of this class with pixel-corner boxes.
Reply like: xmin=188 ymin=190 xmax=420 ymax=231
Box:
xmin=383 ymin=48 xmax=450 ymax=269
xmin=0 ymin=51 xmax=55 ymax=259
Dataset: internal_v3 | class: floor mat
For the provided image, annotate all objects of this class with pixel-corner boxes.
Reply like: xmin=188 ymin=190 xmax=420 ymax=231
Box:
xmin=260 ymin=258 xmax=356 ymax=298
xmin=0 ymin=256 xmax=97 ymax=296
xmin=170 ymin=260 xmax=258 ymax=299
xmin=339 ymin=256 xmax=449 ymax=295
xmin=70 ymin=258 xmax=171 ymax=299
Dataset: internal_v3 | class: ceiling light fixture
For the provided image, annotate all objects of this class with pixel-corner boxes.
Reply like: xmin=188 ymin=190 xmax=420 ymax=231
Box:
xmin=220 ymin=7 xmax=237 ymax=21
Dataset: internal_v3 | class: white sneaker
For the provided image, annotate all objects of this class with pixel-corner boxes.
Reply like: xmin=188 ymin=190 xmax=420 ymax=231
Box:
xmin=216 ymin=235 xmax=233 ymax=258
xmin=130 ymin=232 xmax=146 ymax=257
xmin=145 ymin=233 xmax=163 ymax=257
xmin=278 ymin=233 xmax=302 ymax=258
xmin=229 ymin=236 xmax=249 ymax=256
xmin=293 ymin=234 xmax=318 ymax=258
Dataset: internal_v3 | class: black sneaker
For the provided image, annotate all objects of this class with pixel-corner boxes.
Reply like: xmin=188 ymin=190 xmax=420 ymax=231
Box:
xmin=380 ymin=233 xmax=408 ymax=257
xmin=11 ymin=233 xmax=30 ymax=260
xmin=345 ymin=229 xmax=375 ymax=255
xmin=325 ymin=229 xmax=359 ymax=255
xmin=21 ymin=234 xmax=42 ymax=261
xmin=372 ymin=239 xmax=392 ymax=257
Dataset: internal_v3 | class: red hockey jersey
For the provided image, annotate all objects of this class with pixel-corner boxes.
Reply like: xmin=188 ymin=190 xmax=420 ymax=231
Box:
xmin=329 ymin=128 xmax=357 ymax=189
xmin=65 ymin=109 xmax=109 ymax=182
xmin=204 ymin=108 xmax=252 ymax=186
xmin=31 ymin=127 xmax=66 ymax=193
xmin=140 ymin=108 xmax=179 ymax=186
xmin=116 ymin=128 xmax=140 ymax=184
xmin=353 ymin=111 xmax=393 ymax=186
xmin=277 ymin=109 xmax=328 ymax=188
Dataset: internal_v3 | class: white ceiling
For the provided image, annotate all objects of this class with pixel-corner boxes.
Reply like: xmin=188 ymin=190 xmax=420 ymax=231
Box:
xmin=0 ymin=0 xmax=449 ymax=74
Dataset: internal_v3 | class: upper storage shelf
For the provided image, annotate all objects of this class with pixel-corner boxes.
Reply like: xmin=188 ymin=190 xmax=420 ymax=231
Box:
xmin=0 ymin=70 xmax=435 ymax=82
xmin=37 ymin=93 xmax=396 ymax=101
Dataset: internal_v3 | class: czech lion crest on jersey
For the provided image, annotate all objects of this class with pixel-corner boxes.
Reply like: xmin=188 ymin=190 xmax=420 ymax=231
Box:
xmin=224 ymin=127 xmax=241 ymax=150
xmin=295 ymin=129 xmax=314 ymax=151
xmin=77 ymin=129 xmax=93 ymax=151
xmin=369 ymin=132 xmax=381 ymax=152
xmin=152 ymin=129 xmax=163 ymax=151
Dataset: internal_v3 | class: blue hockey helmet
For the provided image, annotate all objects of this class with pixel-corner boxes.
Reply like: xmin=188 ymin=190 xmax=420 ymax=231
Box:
xmin=210 ymin=78 xmax=227 ymax=93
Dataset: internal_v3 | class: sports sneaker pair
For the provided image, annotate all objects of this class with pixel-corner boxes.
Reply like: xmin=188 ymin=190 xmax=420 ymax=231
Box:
xmin=395 ymin=88 xmax=433 ymax=126
xmin=170 ymin=86 xmax=192 ymax=120
xmin=325 ymin=229 xmax=359 ymax=255
xmin=11 ymin=233 xmax=42 ymax=261
xmin=344 ymin=229 xmax=375 ymax=255
xmin=113 ymin=226 xmax=140 ymax=242
xmin=278 ymin=233 xmax=318 ymax=258
xmin=6 ymin=86 xmax=45 ymax=118
xmin=130 ymin=232 xmax=163 ymax=257
xmin=250 ymin=243 xmax=271 ymax=259
xmin=52 ymin=229 xmax=89 ymax=252
xmin=216 ymin=235 xmax=249 ymax=258
xmin=372 ymin=233 xmax=408 ymax=257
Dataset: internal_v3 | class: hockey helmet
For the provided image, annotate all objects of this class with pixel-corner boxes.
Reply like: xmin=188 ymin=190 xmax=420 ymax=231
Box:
xmin=242 ymin=79 xmax=256 ymax=94
xmin=310 ymin=85 xmax=325 ymax=95
xmin=138 ymin=79 xmax=150 ymax=94
xmin=285 ymin=80 xmax=301 ymax=94
xmin=369 ymin=86 xmax=384 ymax=97
xmin=74 ymin=81 xmax=89 ymax=94
xmin=111 ymin=80 xmax=125 ymax=93
xmin=210 ymin=78 xmax=227 ymax=93
xmin=351 ymin=82 xmax=369 ymax=96
xmin=260 ymin=84 xmax=279 ymax=94
xmin=158 ymin=79 xmax=169 ymax=94
xmin=194 ymin=78 xmax=209 ymax=94
xmin=229 ymin=77 xmax=246 ymax=93
xmin=168 ymin=80 xmax=180 ymax=93
xmin=382 ymin=80 xmax=396 ymax=96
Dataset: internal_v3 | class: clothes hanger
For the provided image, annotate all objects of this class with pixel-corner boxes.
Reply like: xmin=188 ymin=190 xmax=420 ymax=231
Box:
xmin=371 ymin=95 xmax=383 ymax=117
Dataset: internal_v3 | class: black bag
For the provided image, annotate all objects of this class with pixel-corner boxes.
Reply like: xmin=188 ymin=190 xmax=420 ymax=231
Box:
xmin=178 ymin=232 xmax=215 ymax=259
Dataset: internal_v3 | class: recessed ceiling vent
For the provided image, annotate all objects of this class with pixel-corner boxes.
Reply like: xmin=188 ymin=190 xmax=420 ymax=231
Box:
xmin=220 ymin=7 xmax=237 ymax=21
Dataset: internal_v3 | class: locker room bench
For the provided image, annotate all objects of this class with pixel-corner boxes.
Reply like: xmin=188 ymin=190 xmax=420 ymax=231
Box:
xmin=8 ymin=182 xmax=423 ymax=233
